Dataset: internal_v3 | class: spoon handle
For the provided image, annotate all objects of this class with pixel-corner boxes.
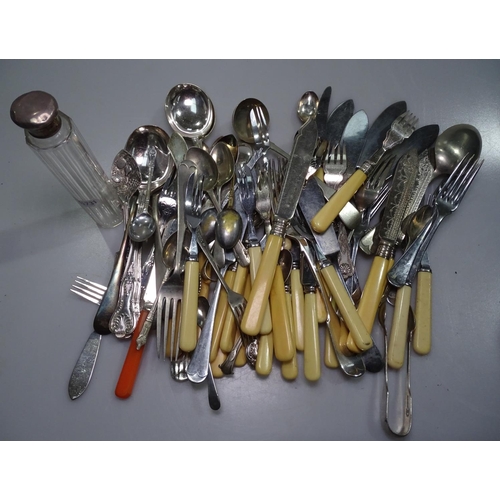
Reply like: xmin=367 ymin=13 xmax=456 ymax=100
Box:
xmin=303 ymin=290 xmax=321 ymax=381
xmin=187 ymin=275 xmax=225 ymax=384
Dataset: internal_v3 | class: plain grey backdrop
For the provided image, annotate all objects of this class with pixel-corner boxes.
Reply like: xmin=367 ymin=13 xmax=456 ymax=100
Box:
xmin=1 ymin=59 xmax=499 ymax=441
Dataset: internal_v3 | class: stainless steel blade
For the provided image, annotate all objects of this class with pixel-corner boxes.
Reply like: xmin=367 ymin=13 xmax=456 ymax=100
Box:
xmin=298 ymin=179 xmax=340 ymax=256
xmin=342 ymin=110 xmax=369 ymax=167
xmin=325 ymin=99 xmax=354 ymax=147
xmin=316 ymin=86 xmax=332 ymax=139
xmin=356 ymin=101 xmax=407 ymax=167
xmin=275 ymin=119 xmax=318 ymax=223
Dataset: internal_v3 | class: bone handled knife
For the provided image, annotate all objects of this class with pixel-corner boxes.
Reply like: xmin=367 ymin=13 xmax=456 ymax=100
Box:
xmin=240 ymin=119 xmax=318 ymax=335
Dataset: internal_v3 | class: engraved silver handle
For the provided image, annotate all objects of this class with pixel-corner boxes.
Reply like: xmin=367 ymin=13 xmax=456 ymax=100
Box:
xmin=109 ymin=241 xmax=142 ymax=338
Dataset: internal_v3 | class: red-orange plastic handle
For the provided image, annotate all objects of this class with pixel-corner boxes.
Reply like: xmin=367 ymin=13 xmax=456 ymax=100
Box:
xmin=115 ymin=309 xmax=149 ymax=399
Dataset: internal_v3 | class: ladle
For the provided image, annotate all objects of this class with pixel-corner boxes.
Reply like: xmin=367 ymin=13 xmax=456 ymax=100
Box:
xmin=164 ymin=83 xmax=215 ymax=147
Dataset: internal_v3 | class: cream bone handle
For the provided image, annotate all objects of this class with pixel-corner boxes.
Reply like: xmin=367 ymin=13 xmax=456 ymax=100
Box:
xmin=413 ymin=269 xmax=432 ymax=355
xmin=241 ymin=233 xmax=283 ymax=335
xmin=320 ymin=263 xmax=373 ymax=351
xmin=179 ymin=260 xmax=200 ymax=353
xmin=248 ymin=245 xmax=272 ymax=335
xmin=303 ymin=290 xmax=321 ymax=382
xmin=310 ymin=170 xmax=367 ymax=234
xmin=387 ymin=285 xmax=412 ymax=369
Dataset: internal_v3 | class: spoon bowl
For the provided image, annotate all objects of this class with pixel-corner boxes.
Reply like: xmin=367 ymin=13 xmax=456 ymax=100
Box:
xmin=165 ymin=83 xmax=215 ymax=141
xmin=232 ymin=98 xmax=270 ymax=144
xmin=297 ymin=91 xmax=319 ymax=123
xmin=215 ymin=208 xmax=243 ymax=250
xmin=210 ymin=141 xmax=235 ymax=200
xmin=124 ymin=125 xmax=173 ymax=190
xmin=185 ymin=147 xmax=218 ymax=192
xmin=432 ymin=124 xmax=482 ymax=179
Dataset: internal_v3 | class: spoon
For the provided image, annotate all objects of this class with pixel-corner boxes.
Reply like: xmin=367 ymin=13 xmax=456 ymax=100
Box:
xmin=164 ymin=83 xmax=215 ymax=147
xmin=215 ymin=208 xmax=243 ymax=250
xmin=125 ymin=126 xmax=174 ymax=242
xmin=432 ymin=123 xmax=482 ymax=179
xmin=212 ymin=134 xmax=239 ymax=163
xmin=297 ymin=91 xmax=319 ymax=123
xmin=232 ymin=98 xmax=289 ymax=161
xmin=185 ymin=147 xmax=219 ymax=208
xmin=210 ymin=141 xmax=235 ymax=204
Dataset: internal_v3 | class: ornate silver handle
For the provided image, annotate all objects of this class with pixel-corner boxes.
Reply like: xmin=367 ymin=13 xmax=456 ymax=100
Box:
xmin=109 ymin=241 xmax=142 ymax=338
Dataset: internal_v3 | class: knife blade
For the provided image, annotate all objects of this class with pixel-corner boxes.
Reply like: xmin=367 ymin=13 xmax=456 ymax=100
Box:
xmin=316 ymin=86 xmax=332 ymax=140
xmin=358 ymin=125 xmax=440 ymax=254
xmin=298 ymin=179 xmax=340 ymax=256
xmin=352 ymin=149 xmax=420 ymax=343
xmin=342 ymin=110 xmax=369 ymax=168
xmin=240 ymin=119 xmax=318 ymax=336
xmin=325 ymin=99 xmax=354 ymax=147
xmin=311 ymin=101 xmax=408 ymax=234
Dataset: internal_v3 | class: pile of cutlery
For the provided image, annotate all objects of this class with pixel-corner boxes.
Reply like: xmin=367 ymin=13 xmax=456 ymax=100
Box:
xmin=68 ymin=84 xmax=484 ymax=436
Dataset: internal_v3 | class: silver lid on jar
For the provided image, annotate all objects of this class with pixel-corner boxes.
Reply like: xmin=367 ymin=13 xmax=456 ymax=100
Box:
xmin=10 ymin=90 xmax=62 ymax=138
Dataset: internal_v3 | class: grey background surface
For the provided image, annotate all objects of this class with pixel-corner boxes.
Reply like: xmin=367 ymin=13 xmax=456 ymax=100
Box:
xmin=1 ymin=59 xmax=499 ymax=441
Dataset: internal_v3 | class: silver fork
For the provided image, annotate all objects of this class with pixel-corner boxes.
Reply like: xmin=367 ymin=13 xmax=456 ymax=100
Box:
xmin=362 ymin=111 xmax=419 ymax=174
xmin=323 ymin=142 xmax=348 ymax=189
xmin=388 ymin=153 xmax=483 ymax=288
xmin=71 ymin=277 xmax=106 ymax=305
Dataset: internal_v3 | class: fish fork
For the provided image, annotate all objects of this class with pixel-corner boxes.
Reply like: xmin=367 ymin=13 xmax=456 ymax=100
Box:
xmin=311 ymin=110 xmax=418 ymax=234
xmin=323 ymin=142 xmax=348 ymax=189
xmin=387 ymin=153 xmax=483 ymax=289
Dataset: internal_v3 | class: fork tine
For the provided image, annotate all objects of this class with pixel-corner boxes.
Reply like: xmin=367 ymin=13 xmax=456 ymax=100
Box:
xmin=74 ymin=276 xmax=107 ymax=292
xmin=453 ymin=157 xmax=483 ymax=204
xmin=71 ymin=284 xmax=104 ymax=302
xmin=70 ymin=288 xmax=102 ymax=305
xmin=437 ymin=153 xmax=473 ymax=199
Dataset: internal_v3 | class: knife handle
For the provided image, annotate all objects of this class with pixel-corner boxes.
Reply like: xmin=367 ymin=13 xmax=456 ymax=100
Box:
xmin=324 ymin=327 xmax=339 ymax=368
xmin=256 ymin=331 xmax=273 ymax=376
xmin=290 ymin=268 xmax=305 ymax=351
xmin=68 ymin=331 xmax=101 ymax=400
xmin=241 ymin=234 xmax=282 ymax=335
xmin=235 ymin=332 xmax=247 ymax=367
xmin=311 ymin=169 xmax=367 ymax=234
xmin=316 ymin=288 xmax=328 ymax=323
xmin=179 ymin=260 xmax=200 ymax=353
xmin=115 ymin=309 xmax=149 ymax=399
xmin=413 ymin=270 xmax=432 ymax=355
xmin=270 ymin=264 xmax=295 ymax=362
xmin=355 ymin=255 xmax=393 ymax=337
xmin=211 ymin=349 xmax=226 ymax=378
xmin=220 ymin=264 xmax=248 ymax=352
xmin=304 ymin=291 xmax=321 ymax=381
xmin=320 ymin=265 xmax=373 ymax=351
xmin=209 ymin=269 xmax=234 ymax=362
xmin=281 ymin=351 xmax=298 ymax=380
xmin=388 ymin=285 xmax=412 ymax=369
xmin=248 ymin=245 xmax=272 ymax=335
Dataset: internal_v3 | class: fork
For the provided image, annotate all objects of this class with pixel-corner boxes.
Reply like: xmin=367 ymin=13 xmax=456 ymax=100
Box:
xmin=311 ymin=111 xmax=418 ymax=234
xmin=185 ymin=207 xmax=247 ymax=383
xmin=387 ymin=153 xmax=483 ymax=289
xmin=323 ymin=142 xmax=348 ymax=189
